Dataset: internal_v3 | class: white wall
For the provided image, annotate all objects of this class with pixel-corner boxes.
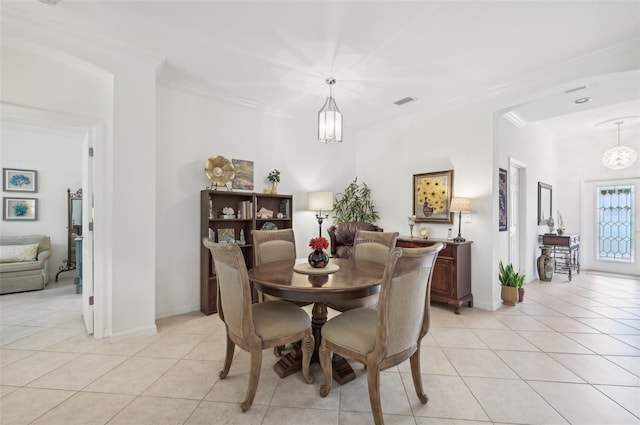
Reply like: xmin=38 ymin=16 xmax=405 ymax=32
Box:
xmin=0 ymin=125 xmax=82 ymax=278
xmin=154 ymin=85 xmax=355 ymax=317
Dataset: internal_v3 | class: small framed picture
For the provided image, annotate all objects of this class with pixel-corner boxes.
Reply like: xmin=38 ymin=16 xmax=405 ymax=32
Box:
xmin=217 ymin=228 xmax=235 ymax=243
xmin=413 ymin=170 xmax=454 ymax=224
xmin=3 ymin=197 xmax=38 ymax=220
xmin=498 ymin=168 xmax=508 ymax=231
xmin=3 ymin=168 xmax=38 ymax=192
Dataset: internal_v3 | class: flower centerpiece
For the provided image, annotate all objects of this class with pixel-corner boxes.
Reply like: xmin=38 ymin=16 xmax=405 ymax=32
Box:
xmin=308 ymin=236 xmax=329 ymax=268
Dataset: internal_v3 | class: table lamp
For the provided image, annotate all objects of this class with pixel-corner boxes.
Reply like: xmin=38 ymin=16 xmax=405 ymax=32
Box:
xmin=308 ymin=191 xmax=334 ymax=237
xmin=450 ymin=197 xmax=472 ymax=242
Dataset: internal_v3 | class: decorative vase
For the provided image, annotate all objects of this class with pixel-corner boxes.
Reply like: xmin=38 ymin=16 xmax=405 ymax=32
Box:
xmin=518 ymin=288 xmax=525 ymax=302
xmin=537 ymin=246 xmax=554 ymax=282
xmin=501 ymin=286 xmax=518 ymax=306
xmin=308 ymin=249 xmax=329 ymax=268
xmin=270 ymin=182 xmax=278 ymax=194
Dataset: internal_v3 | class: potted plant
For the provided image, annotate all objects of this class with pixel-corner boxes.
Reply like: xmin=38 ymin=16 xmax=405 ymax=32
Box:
xmin=267 ymin=169 xmax=280 ymax=194
xmin=333 ymin=177 xmax=380 ymax=223
xmin=498 ymin=261 xmax=525 ymax=306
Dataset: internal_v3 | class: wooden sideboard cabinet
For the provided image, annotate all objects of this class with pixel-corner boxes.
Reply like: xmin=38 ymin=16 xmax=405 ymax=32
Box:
xmin=200 ymin=190 xmax=293 ymax=315
xmin=396 ymin=237 xmax=473 ymax=314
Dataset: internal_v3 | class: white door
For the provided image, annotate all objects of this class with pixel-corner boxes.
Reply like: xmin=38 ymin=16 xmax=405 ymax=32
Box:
xmin=509 ymin=165 xmax=520 ymax=271
xmin=82 ymin=133 xmax=94 ymax=334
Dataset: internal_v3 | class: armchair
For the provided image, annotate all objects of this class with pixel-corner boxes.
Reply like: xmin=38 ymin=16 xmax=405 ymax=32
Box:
xmin=327 ymin=221 xmax=383 ymax=259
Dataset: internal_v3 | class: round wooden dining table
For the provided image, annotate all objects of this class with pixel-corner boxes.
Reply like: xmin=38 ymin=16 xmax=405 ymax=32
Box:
xmin=248 ymin=257 xmax=385 ymax=385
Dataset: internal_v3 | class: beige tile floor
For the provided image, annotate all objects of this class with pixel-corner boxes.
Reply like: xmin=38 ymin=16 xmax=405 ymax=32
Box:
xmin=1 ymin=272 xmax=639 ymax=424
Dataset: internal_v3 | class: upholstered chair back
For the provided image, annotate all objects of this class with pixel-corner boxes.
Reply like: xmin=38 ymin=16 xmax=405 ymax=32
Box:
xmin=202 ymin=239 xmax=252 ymax=339
xmin=353 ymin=230 xmax=399 ymax=266
xmin=379 ymin=244 xmax=442 ymax=356
xmin=252 ymin=228 xmax=296 ymax=265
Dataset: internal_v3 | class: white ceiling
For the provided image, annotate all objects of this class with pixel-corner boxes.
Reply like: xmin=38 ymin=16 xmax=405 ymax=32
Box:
xmin=3 ymin=0 xmax=640 ymax=141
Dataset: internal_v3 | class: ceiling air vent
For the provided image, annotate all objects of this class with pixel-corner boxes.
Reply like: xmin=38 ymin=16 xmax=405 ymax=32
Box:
xmin=394 ymin=97 xmax=417 ymax=106
xmin=564 ymin=85 xmax=587 ymax=94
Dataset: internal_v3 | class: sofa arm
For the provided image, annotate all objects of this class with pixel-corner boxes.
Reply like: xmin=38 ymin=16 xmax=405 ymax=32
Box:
xmin=38 ymin=250 xmax=51 ymax=285
xmin=37 ymin=250 xmax=51 ymax=261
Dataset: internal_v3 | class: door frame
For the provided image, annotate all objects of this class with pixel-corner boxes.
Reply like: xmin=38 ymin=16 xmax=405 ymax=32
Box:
xmin=1 ymin=102 xmax=102 ymax=336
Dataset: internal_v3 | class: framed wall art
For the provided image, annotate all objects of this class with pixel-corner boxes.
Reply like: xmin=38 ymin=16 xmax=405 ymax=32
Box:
xmin=498 ymin=168 xmax=508 ymax=231
xmin=413 ymin=170 xmax=454 ymax=224
xmin=231 ymin=159 xmax=254 ymax=190
xmin=3 ymin=197 xmax=38 ymax=221
xmin=3 ymin=168 xmax=37 ymax=192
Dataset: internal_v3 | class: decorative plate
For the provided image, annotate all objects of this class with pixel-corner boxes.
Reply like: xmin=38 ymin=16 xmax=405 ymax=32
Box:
xmin=261 ymin=221 xmax=278 ymax=230
xmin=205 ymin=155 xmax=235 ymax=185
xmin=293 ymin=262 xmax=340 ymax=275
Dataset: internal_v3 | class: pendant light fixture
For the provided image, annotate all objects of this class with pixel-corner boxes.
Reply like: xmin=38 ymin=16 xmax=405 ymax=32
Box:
xmin=602 ymin=121 xmax=637 ymax=170
xmin=318 ymin=78 xmax=342 ymax=143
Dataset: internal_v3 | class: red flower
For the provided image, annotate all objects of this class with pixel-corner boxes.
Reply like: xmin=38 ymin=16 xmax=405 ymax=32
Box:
xmin=309 ymin=237 xmax=329 ymax=251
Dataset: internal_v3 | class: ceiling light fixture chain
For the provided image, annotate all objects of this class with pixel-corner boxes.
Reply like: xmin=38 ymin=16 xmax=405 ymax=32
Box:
xmin=318 ymin=78 xmax=342 ymax=143
xmin=601 ymin=120 xmax=637 ymax=170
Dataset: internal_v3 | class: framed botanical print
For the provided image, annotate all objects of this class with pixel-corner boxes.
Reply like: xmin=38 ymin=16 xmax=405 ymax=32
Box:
xmin=3 ymin=168 xmax=37 ymax=192
xmin=413 ymin=170 xmax=454 ymax=224
xmin=3 ymin=197 xmax=38 ymax=220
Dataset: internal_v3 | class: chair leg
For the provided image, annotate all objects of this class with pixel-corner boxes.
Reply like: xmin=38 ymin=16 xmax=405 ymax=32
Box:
xmin=318 ymin=340 xmax=332 ymax=397
xmin=241 ymin=346 xmax=263 ymax=412
xmin=409 ymin=349 xmax=428 ymax=404
xmin=219 ymin=333 xmax=235 ymax=379
xmin=366 ymin=363 xmax=384 ymax=425
xmin=301 ymin=329 xmax=314 ymax=384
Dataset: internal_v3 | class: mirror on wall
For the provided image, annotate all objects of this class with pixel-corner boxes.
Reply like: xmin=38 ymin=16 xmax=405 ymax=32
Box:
xmin=55 ymin=188 xmax=82 ymax=281
xmin=538 ymin=182 xmax=552 ymax=225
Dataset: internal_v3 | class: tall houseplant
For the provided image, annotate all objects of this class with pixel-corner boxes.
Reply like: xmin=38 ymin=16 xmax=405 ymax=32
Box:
xmin=498 ymin=261 xmax=525 ymax=306
xmin=332 ymin=177 xmax=380 ymax=224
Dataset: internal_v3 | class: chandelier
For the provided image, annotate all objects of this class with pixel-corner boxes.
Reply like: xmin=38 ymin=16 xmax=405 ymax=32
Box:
xmin=318 ymin=78 xmax=342 ymax=143
xmin=602 ymin=121 xmax=637 ymax=170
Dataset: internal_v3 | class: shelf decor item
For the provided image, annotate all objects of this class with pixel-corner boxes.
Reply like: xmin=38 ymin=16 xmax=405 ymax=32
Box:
xmin=3 ymin=168 xmax=37 ymax=192
xmin=205 ymin=156 xmax=235 ymax=191
xmin=308 ymin=236 xmax=329 ymax=268
xmin=267 ymin=169 xmax=280 ymax=194
xmin=413 ymin=170 xmax=454 ymax=224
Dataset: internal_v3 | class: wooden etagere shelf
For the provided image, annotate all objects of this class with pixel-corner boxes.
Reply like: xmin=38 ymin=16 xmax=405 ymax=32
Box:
xmin=200 ymin=190 xmax=293 ymax=315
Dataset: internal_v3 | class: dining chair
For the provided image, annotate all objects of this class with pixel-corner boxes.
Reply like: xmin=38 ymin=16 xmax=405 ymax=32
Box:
xmin=252 ymin=228 xmax=306 ymax=355
xmin=327 ymin=229 xmax=399 ymax=312
xmin=202 ymin=238 xmax=314 ymax=412
xmin=319 ymin=243 xmax=445 ymax=425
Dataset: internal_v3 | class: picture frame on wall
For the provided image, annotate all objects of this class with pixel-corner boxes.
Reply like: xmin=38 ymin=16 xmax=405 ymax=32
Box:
xmin=3 ymin=168 xmax=38 ymax=192
xmin=413 ymin=170 xmax=454 ymax=224
xmin=3 ymin=197 xmax=38 ymax=221
xmin=498 ymin=168 xmax=508 ymax=231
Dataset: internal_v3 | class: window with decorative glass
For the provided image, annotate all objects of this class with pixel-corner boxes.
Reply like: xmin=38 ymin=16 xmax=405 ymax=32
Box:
xmin=597 ymin=185 xmax=634 ymax=261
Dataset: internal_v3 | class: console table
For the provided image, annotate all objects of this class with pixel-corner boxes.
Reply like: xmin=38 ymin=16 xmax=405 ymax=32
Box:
xmin=396 ymin=237 xmax=473 ymax=314
xmin=541 ymin=234 xmax=580 ymax=281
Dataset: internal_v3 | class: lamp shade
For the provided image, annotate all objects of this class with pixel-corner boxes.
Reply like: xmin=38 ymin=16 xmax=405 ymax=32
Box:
xmin=450 ymin=197 xmax=472 ymax=212
xmin=308 ymin=191 xmax=334 ymax=211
